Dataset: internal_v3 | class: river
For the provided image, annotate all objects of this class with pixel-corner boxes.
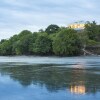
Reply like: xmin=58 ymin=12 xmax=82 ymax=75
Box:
xmin=0 ymin=56 xmax=100 ymax=100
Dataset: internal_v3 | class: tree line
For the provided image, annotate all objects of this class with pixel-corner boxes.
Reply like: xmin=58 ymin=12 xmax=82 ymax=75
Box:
xmin=0 ymin=21 xmax=100 ymax=56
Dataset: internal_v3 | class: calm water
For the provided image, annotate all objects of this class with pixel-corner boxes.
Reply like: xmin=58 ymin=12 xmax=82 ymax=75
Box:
xmin=0 ymin=56 xmax=100 ymax=100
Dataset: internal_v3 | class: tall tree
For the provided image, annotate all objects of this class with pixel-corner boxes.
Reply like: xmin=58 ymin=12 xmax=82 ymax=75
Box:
xmin=0 ymin=40 xmax=12 ymax=55
xmin=85 ymin=21 xmax=100 ymax=42
xmin=32 ymin=35 xmax=52 ymax=55
xmin=52 ymin=29 xmax=82 ymax=56
xmin=45 ymin=24 xmax=60 ymax=34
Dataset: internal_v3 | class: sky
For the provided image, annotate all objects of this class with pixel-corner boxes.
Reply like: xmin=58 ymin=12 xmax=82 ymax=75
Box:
xmin=0 ymin=0 xmax=100 ymax=40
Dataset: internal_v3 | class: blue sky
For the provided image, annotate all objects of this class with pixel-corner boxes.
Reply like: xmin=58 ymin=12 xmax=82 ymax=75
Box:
xmin=0 ymin=0 xmax=100 ymax=40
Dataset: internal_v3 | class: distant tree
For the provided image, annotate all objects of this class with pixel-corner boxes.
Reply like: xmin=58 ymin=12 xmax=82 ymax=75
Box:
xmin=12 ymin=40 xmax=22 ymax=55
xmin=39 ymin=29 xmax=44 ymax=33
xmin=1 ymin=22 xmax=100 ymax=56
xmin=32 ymin=35 xmax=52 ymax=55
xmin=76 ymin=30 xmax=88 ymax=48
xmin=45 ymin=24 xmax=60 ymax=34
xmin=85 ymin=21 xmax=100 ymax=42
xmin=0 ymin=39 xmax=6 ymax=44
xmin=10 ymin=35 xmax=18 ymax=42
xmin=13 ymin=34 xmax=33 ymax=55
xmin=18 ymin=30 xmax=32 ymax=38
xmin=28 ymin=33 xmax=39 ymax=54
xmin=0 ymin=40 xmax=12 ymax=55
xmin=52 ymin=29 xmax=82 ymax=56
xmin=11 ymin=30 xmax=32 ymax=55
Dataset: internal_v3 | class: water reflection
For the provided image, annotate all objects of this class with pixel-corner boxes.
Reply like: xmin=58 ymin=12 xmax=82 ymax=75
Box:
xmin=70 ymin=64 xmax=86 ymax=94
xmin=0 ymin=63 xmax=100 ymax=95
xmin=70 ymin=85 xmax=86 ymax=94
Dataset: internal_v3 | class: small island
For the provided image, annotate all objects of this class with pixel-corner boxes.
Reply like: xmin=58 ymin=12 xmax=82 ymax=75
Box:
xmin=0 ymin=21 xmax=100 ymax=56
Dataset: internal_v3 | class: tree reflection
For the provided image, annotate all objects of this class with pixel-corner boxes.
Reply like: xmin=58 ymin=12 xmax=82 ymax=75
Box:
xmin=0 ymin=64 xmax=100 ymax=94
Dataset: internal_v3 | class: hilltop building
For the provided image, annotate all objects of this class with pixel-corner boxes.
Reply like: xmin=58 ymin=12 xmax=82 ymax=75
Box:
xmin=68 ymin=21 xmax=87 ymax=30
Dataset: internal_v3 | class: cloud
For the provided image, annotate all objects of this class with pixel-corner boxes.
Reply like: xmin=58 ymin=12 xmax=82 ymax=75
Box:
xmin=0 ymin=0 xmax=100 ymax=40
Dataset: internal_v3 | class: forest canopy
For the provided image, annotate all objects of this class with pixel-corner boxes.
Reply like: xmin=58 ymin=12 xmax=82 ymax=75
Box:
xmin=0 ymin=22 xmax=100 ymax=56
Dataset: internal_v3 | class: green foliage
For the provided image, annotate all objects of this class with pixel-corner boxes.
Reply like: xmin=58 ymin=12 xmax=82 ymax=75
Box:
xmin=0 ymin=39 xmax=6 ymax=44
xmin=18 ymin=30 xmax=32 ymax=37
xmin=87 ymin=40 xmax=100 ymax=46
xmin=76 ymin=30 xmax=89 ymax=47
xmin=32 ymin=35 xmax=52 ymax=55
xmin=85 ymin=21 xmax=100 ymax=42
xmin=0 ymin=22 xmax=99 ymax=56
xmin=39 ymin=29 xmax=44 ymax=33
xmin=0 ymin=30 xmax=33 ymax=55
xmin=0 ymin=40 xmax=12 ymax=55
xmin=45 ymin=24 xmax=60 ymax=34
xmin=52 ymin=29 xmax=82 ymax=56
xmin=28 ymin=33 xmax=39 ymax=54
xmin=15 ymin=32 xmax=33 ymax=55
